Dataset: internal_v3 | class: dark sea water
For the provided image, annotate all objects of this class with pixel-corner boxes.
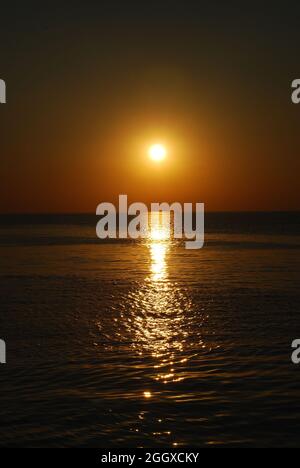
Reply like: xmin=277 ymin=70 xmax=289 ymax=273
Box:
xmin=0 ymin=212 xmax=300 ymax=448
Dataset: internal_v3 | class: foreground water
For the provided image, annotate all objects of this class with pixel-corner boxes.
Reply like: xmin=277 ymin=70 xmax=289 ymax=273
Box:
xmin=0 ymin=212 xmax=300 ymax=447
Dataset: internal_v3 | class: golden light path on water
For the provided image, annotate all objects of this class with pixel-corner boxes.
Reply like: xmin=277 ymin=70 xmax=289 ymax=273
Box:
xmin=149 ymin=212 xmax=169 ymax=282
xmin=124 ymin=212 xmax=200 ymax=393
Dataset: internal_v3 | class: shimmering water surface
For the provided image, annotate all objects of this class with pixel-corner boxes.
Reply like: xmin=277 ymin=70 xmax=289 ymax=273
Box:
xmin=0 ymin=212 xmax=300 ymax=447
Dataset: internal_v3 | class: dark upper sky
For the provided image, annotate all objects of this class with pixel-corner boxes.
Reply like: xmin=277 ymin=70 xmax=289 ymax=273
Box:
xmin=1 ymin=1 xmax=300 ymax=212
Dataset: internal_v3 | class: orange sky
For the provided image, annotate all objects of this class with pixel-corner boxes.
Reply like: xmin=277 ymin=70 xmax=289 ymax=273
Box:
xmin=0 ymin=4 xmax=300 ymax=213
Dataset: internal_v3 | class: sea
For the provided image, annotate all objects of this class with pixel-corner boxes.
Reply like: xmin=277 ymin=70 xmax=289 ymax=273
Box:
xmin=0 ymin=212 xmax=299 ymax=447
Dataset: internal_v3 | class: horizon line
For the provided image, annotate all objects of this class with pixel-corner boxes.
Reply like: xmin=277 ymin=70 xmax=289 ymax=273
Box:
xmin=0 ymin=210 xmax=300 ymax=216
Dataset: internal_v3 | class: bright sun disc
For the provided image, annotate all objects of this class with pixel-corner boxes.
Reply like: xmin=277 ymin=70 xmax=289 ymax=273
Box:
xmin=148 ymin=144 xmax=167 ymax=162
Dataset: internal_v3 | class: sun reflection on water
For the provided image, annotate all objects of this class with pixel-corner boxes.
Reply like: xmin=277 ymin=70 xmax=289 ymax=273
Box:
xmin=123 ymin=212 xmax=197 ymax=387
xmin=150 ymin=243 xmax=167 ymax=282
xmin=148 ymin=211 xmax=170 ymax=282
xmin=85 ymin=206 xmax=207 ymax=445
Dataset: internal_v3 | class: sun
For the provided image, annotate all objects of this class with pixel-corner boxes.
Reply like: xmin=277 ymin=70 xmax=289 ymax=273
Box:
xmin=148 ymin=144 xmax=167 ymax=162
